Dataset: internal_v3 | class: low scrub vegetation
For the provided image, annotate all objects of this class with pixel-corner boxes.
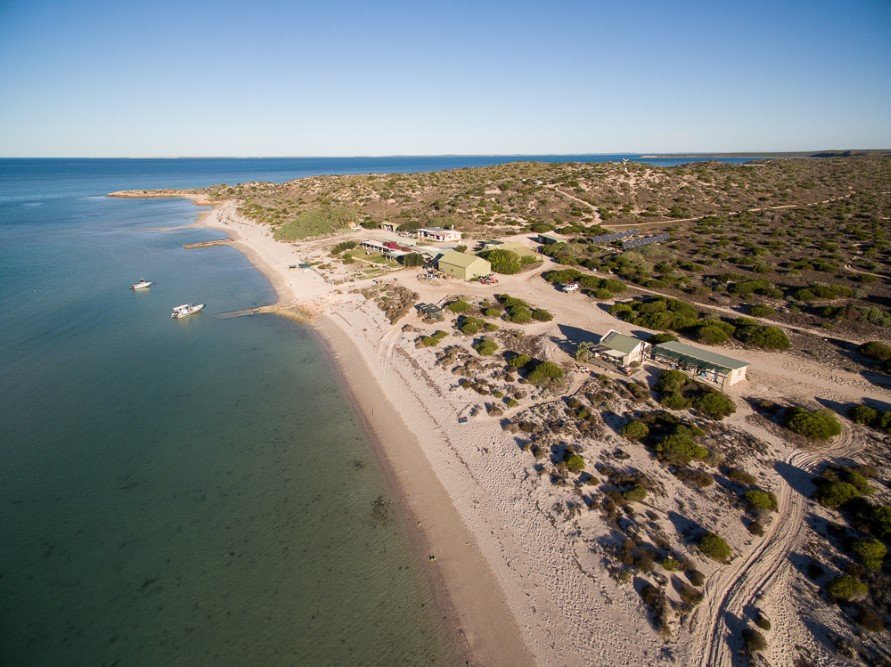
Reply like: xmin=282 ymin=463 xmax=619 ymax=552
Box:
xmin=481 ymin=248 xmax=523 ymax=274
xmin=654 ymin=370 xmax=736 ymax=420
xmin=784 ymin=407 xmax=842 ymax=440
xmin=848 ymin=402 xmax=891 ymax=435
xmin=526 ymin=361 xmax=565 ymax=388
xmin=273 ymin=205 xmax=356 ymax=240
xmin=473 ymin=338 xmax=499 ymax=356
xmin=542 ymin=268 xmax=627 ymax=298
xmin=610 ymin=297 xmax=790 ymax=350
xmin=419 ymin=330 xmax=448 ymax=347
xmin=698 ymin=532 xmax=732 ymax=562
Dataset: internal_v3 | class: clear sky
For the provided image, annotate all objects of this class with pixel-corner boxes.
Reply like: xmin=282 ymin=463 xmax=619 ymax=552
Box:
xmin=1 ymin=0 xmax=889 ymax=156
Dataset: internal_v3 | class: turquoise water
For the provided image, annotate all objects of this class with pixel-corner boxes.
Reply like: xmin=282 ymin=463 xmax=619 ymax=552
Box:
xmin=0 ymin=156 xmax=754 ymax=663
xmin=0 ymin=177 xmax=455 ymax=664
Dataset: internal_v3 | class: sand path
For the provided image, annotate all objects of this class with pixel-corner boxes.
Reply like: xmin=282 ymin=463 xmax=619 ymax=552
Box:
xmin=691 ymin=417 xmax=861 ymax=666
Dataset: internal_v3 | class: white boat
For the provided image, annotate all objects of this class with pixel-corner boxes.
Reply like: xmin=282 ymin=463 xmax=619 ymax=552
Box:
xmin=130 ymin=279 xmax=153 ymax=290
xmin=171 ymin=303 xmax=205 ymax=319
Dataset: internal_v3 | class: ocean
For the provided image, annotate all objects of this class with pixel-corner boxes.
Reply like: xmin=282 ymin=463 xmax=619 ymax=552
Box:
xmin=0 ymin=155 xmax=755 ymax=664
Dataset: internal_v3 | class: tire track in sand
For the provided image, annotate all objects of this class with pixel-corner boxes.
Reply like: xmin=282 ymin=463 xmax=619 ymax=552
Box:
xmin=692 ymin=426 xmax=859 ymax=666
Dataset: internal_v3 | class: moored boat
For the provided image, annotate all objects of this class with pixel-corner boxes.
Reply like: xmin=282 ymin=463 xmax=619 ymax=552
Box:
xmin=130 ymin=279 xmax=153 ymax=290
xmin=171 ymin=303 xmax=205 ymax=319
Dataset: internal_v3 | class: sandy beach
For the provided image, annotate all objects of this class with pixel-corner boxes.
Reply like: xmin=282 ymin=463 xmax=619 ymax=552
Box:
xmin=195 ymin=201 xmax=538 ymax=665
xmin=115 ymin=193 xmax=891 ymax=667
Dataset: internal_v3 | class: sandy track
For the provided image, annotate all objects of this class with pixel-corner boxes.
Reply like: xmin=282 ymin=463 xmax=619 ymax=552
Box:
xmin=692 ymin=424 xmax=861 ymax=666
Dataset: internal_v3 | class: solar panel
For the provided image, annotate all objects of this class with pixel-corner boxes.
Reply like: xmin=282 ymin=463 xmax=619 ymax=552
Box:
xmin=621 ymin=232 xmax=671 ymax=250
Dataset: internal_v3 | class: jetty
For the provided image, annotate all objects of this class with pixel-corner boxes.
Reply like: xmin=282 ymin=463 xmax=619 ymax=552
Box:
xmin=183 ymin=238 xmax=233 ymax=249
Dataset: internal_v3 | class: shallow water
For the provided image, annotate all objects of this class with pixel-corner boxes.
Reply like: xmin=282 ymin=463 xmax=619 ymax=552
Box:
xmin=0 ymin=168 xmax=453 ymax=664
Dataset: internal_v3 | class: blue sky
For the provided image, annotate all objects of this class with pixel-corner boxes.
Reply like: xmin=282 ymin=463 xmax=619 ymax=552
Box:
xmin=1 ymin=0 xmax=889 ymax=156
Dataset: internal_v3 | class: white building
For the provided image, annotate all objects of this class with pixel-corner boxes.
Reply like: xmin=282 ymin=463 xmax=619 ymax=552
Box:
xmin=652 ymin=340 xmax=749 ymax=389
xmin=416 ymin=227 xmax=462 ymax=243
xmin=596 ymin=330 xmax=651 ymax=366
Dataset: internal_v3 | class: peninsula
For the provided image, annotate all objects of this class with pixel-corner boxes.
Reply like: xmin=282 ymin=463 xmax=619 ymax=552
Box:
xmin=112 ymin=155 xmax=891 ymax=665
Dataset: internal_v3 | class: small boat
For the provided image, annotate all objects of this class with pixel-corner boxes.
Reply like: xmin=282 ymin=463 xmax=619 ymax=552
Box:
xmin=171 ymin=303 xmax=205 ymax=319
xmin=130 ymin=279 xmax=153 ymax=290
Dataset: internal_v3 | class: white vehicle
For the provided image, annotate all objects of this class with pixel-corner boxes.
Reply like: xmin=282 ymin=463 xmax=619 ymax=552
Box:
xmin=171 ymin=303 xmax=205 ymax=319
xmin=130 ymin=279 xmax=153 ymax=290
xmin=559 ymin=282 xmax=579 ymax=293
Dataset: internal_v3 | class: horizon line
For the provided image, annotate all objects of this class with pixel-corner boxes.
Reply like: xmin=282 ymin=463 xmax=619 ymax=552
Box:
xmin=2 ymin=149 xmax=888 ymax=160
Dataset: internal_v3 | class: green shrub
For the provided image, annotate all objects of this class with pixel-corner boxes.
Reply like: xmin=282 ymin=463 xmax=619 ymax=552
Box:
xmin=331 ymin=240 xmax=357 ymax=254
xmin=531 ymin=308 xmax=553 ymax=322
xmin=505 ymin=306 xmax=533 ymax=324
xmin=814 ymin=481 xmax=861 ymax=509
xmin=420 ymin=330 xmax=448 ymax=347
xmin=623 ymin=485 xmax=647 ymax=502
xmin=508 ymin=352 xmax=532 ymax=369
xmin=674 ymin=466 xmax=714 ymax=489
xmin=677 ymin=581 xmax=704 ymax=606
xmin=473 ymin=338 xmax=498 ymax=356
xmin=661 ymin=557 xmax=682 ymax=571
xmin=504 ymin=397 xmax=519 ymax=408
xmin=785 ymin=407 xmax=842 ymax=440
xmin=826 ymin=575 xmax=868 ymax=601
xmin=846 ymin=470 xmax=874 ymax=495
xmin=483 ymin=248 xmax=522 ymax=274
xmin=852 ymin=538 xmax=887 ymax=571
xmin=694 ymin=325 xmax=730 ymax=345
xmin=543 ymin=268 xmax=583 ymax=284
xmin=692 ymin=391 xmax=736 ymax=420
xmin=744 ymin=489 xmax=778 ymax=512
xmin=654 ymin=431 xmax=708 ymax=466
xmin=698 ymin=532 xmax=732 ymax=562
xmin=527 ymin=361 xmax=564 ymax=387
xmin=849 ymin=404 xmax=879 ymax=425
xmin=734 ymin=324 xmax=790 ymax=350
xmin=860 ymin=340 xmax=891 ymax=362
xmin=754 ymin=613 xmax=771 ymax=631
xmin=655 ymin=370 xmax=689 ymax=394
xmin=574 ymin=341 xmax=595 ymax=363
xmin=273 ymin=205 xmax=357 ymax=240
xmin=867 ymin=505 xmax=891 ymax=538
xmin=564 ymin=453 xmax=585 ymax=472
xmin=400 ymin=252 xmax=424 ymax=267
xmin=447 ymin=299 xmax=473 ymax=314
xmin=620 ymin=420 xmax=650 ymax=441
xmin=661 ymin=393 xmax=692 ymax=410
xmin=748 ymin=304 xmax=776 ymax=318
xmin=457 ymin=316 xmax=486 ymax=335
xmin=649 ymin=332 xmax=679 ymax=345
xmin=726 ymin=467 xmax=756 ymax=485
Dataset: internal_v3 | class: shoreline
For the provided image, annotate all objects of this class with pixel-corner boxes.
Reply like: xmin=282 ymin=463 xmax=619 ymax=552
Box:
xmin=187 ymin=198 xmax=534 ymax=665
xmin=110 ymin=188 xmax=891 ymax=666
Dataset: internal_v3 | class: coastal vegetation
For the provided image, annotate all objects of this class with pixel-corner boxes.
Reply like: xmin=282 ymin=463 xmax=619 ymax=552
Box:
xmin=783 ymin=407 xmax=842 ymax=440
xmin=610 ymin=296 xmax=790 ymax=350
xmin=272 ymin=205 xmax=356 ymax=240
xmin=654 ymin=369 xmax=736 ymax=420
